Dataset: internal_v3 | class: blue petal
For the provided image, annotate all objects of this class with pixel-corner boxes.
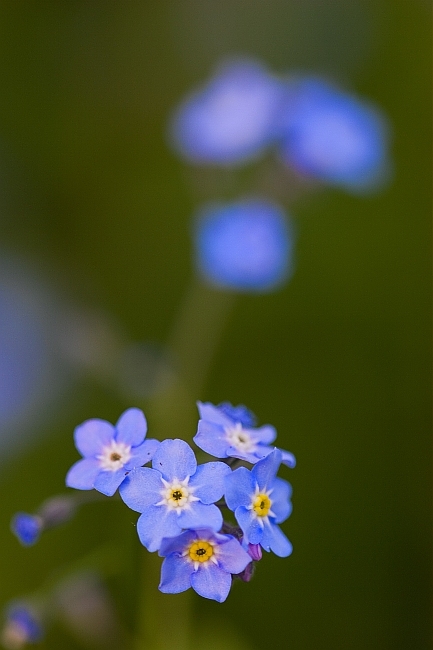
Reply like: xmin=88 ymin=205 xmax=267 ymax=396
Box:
xmin=281 ymin=449 xmax=296 ymax=468
xmin=260 ymin=522 xmax=293 ymax=557
xmin=152 ymin=439 xmax=197 ymax=481
xmin=189 ymin=462 xmax=231 ymax=503
xmin=93 ymin=469 xmax=127 ymax=496
xmin=159 ymin=555 xmax=192 ymax=594
xmin=226 ymin=445 xmax=267 ymax=464
xmin=178 ymin=503 xmax=222 ymax=531
xmin=235 ymin=506 xmax=263 ymax=544
xmin=74 ymin=419 xmax=114 ymax=458
xmin=66 ymin=458 xmax=101 ymax=490
xmin=252 ymin=448 xmax=282 ymax=490
xmin=11 ymin=513 xmax=42 ymax=546
xmin=193 ymin=420 xmax=228 ymax=458
xmin=217 ymin=537 xmax=252 ymax=574
xmin=197 ymin=401 xmax=233 ymax=427
xmin=119 ymin=467 xmax=163 ymax=512
xmin=225 ymin=467 xmax=255 ymax=511
xmin=125 ymin=439 xmax=160 ymax=470
xmin=252 ymin=424 xmax=277 ymax=444
xmin=217 ymin=402 xmax=257 ymax=427
xmin=159 ymin=530 xmax=197 ymax=557
xmin=115 ymin=407 xmax=147 ymax=446
xmin=190 ymin=563 xmax=232 ymax=602
xmin=137 ymin=506 xmax=182 ymax=552
xmin=269 ymin=477 xmax=293 ymax=523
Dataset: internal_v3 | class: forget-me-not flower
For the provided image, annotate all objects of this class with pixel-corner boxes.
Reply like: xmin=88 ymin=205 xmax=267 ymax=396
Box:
xmin=279 ymin=77 xmax=390 ymax=192
xmin=169 ymin=59 xmax=284 ymax=166
xmin=225 ymin=449 xmax=293 ymax=557
xmin=194 ymin=401 xmax=296 ymax=468
xmin=119 ymin=439 xmax=231 ymax=552
xmin=66 ymin=408 xmax=159 ymax=497
xmin=194 ymin=199 xmax=294 ymax=293
xmin=158 ymin=528 xmax=251 ymax=602
xmin=1 ymin=604 xmax=43 ymax=648
xmin=10 ymin=513 xmax=42 ymax=547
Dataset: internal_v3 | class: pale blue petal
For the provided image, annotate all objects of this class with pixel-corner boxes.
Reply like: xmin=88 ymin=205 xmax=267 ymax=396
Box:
xmin=125 ymin=439 xmax=160 ymax=470
xmin=193 ymin=420 xmax=228 ymax=458
xmin=119 ymin=467 xmax=163 ymax=512
xmin=235 ymin=506 xmax=263 ymax=544
xmin=66 ymin=458 xmax=101 ymax=490
xmin=189 ymin=462 xmax=231 ymax=503
xmin=152 ymin=439 xmax=197 ymax=481
xmin=178 ymin=503 xmax=222 ymax=531
xmin=159 ymin=530 xmax=196 ymax=557
xmin=261 ymin=522 xmax=293 ymax=557
xmin=225 ymin=467 xmax=255 ymax=511
xmin=270 ymin=477 xmax=293 ymax=523
xmin=137 ymin=506 xmax=182 ymax=552
xmin=251 ymin=424 xmax=277 ymax=444
xmin=252 ymin=448 xmax=282 ymax=490
xmin=159 ymin=555 xmax=192 ymax=594
xmin=217 ymin=537 xmax=252 ymax=574
xmin=281 ymin=449 xmax=296 ymax=468
xmin=74 ymin=419 xmax=114 ymax=457
xmin=115 ymin=408 xmax=147 ymax=446
xmin=226 ymin=446 xmax=265 ymax=464
xmin=197 ymin=401 xmax=233 ymax=427
xmin=191 ymin=564 xmax=232 ymax=602
xmin=93 ymin=469 xmax=127 ymax=496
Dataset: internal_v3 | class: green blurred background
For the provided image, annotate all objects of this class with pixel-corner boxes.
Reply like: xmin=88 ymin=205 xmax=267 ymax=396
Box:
xmin=0 ymin=1 xmax=430 ymax=649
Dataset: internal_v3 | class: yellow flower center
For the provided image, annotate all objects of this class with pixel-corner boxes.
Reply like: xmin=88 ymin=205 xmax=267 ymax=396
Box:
xmin=253 ymin=493 xmax=272 ymax=517
xmin=188 ymin=540 xmax=214 ymax=564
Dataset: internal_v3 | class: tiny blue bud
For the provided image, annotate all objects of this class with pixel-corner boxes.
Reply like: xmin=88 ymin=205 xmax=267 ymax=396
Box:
xmin=194 ymin=199 xmax=294 ymax=293
xmin=10 ymin=513 xmax=42 ymax=547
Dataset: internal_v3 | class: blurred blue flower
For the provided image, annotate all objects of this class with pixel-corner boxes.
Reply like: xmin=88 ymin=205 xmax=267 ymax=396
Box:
xmin=225 ymin=449 xmax=293 ymax=557
xmin=169 ymin=60 xmax=284 ymax=165
xmin=158 ymin=528 xmax=251 ymax=602
xmin=194 ymin=401 xmax=296 ymax=467
xmin=119 ymin=439 xmax=230 ymax=552
xmin=10 ymin=513 xmax=42 ymax=547
xmin=194 ymin=199 xmax=294 ymax=292
xmin=66 ymin=408 xmax=159 ymax=497
xmin=1 ymin=604 xmax=43 ymax=648
xmin=279 ymin=77 xmax=390 ymax=192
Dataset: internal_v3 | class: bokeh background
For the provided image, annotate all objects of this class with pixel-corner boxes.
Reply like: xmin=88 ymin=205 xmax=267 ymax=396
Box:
xmin=0 ymin=1 xmax=431 ymax=649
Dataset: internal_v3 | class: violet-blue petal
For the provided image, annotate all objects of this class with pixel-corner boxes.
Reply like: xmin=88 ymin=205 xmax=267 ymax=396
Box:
xmin=197 ymin=401 xmax=233 ymax=427
xmin=159 ymin=530 xmax=197 ymax=557
xmin=74 ymin=419 xmax=114 ymax=457
xmin=194 ymin=420 xmax=228 ymax=457
xmin=270 ymin=477 xmax=293 ymax=523
xmin=152 ymin=439 xmax=197 ymax=481
xmin=217 ymin=537 xmax=252 ymax=574
xmin=235 ymin=506 xmax=263 ymax=544
xmin=11 ymin=513 xmax=42 ymax=546
xmin=93 ymin=468 xmax=128 ymax=496
xmin=137 ymin=506 xmax=181 ymax=552
xmin=125 ymin=439 xmax=160 ymax=470
xmin=225 ymin=467 xmax=255 ymax=511
xmin=217 ymin=402 xmax=257 ymax=427
xmin=252 ymin=448 xmax=281 ymax=490
xmin=281 ymin=449 xmax=296 ymax=468
xmin=66 ymin=458 xmax=101 ymax=490
xmin=189 ymin=462 xmax=231 ymax=503
xmin=119 ymin=467 xmax=163 ymax=512
xmin=191 ymin=563 xmax=232 ymax=602
xmin=253 ymin=424 xmax=277 ymax=444
xmin=159 ymin=555 xmax=192 ymax=594
xmin=225 ymin=446 xmax=265 ymax=464
xmin=260 ymin=522 xmax=293 ymax=557
xmin=178 ymin=502 xmax=223 ymax=531
xmin=115 ymin=407 xmax=147 ymax=446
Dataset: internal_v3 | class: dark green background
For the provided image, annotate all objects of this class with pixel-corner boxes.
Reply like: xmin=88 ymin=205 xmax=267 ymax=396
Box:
xmin=0 ymin=2 xmax=430 ymax=649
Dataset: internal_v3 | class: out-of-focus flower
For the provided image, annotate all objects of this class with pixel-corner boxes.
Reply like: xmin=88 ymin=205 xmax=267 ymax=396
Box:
xmin=11 ymin=495 xmax=83 ymax=547
xmin=194 ymin=199 xmax=294 ymax=292
xmin=158 ymin=528 xmax=251 ymax=602
xmin=279 ymin=77 xmax=390 ymax=192
xmin=194 ymin=401 xmax=296 ymax=467
xmin=225 ymin=449 xmax=293 ymax=557
xmin=120 ymin=439 xmax=230 ymax=552
xmin=10 ymin=514 xmax=42 ymax=547
xmin=66 ymin=408 xmax=159 ymax=496
xmin=169 ymin=60 xmax=284 ymax=165
xmin=1 ymin=604 xmax=43 ymax=649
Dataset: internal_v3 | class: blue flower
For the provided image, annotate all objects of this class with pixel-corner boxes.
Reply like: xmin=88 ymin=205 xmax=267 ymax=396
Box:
xmin=66 ymin=408 xmax=159 ymax=497
xmin=225 ymin=449 xmax=293 ymax=557
xmin=2 ymin=604 xmax=43 ymax=647
xmin=158 ymin=528 xmax=251 ymax=602
xmin=279 ymin=77 xmax=390 ymax=192
xmin=194 ymin=401 xmax=296 ymax=468
xmin=194 ymin=199 xmax=294 ymax=293
xmin=169 ymin=59 xmax=284 ymax=166
xmin=119 ymin=439 xmax=231 ymax=552
xmin=10 ymin=513 xmax=42 ymax=546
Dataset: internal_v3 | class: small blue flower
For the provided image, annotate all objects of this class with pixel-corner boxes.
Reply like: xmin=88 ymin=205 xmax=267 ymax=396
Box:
xmin=169 ymin=59 xmax=284 ymax=166
xmin=2 ymin=604 xmax=43 ymax=647
xmin=158 ymin=528 xmax=251 ymax=602
xmin=279 ymin=77 xmax=390 ymax=192
xmin=194 ymin=401 xmax=296 ymax=468
xmin=194 ymin=199 xmax=294 ymax=293
xmin=10 ymin=513 xmax=42 ymax=546
xmin=66 ymin=408 xmax=159 ymax=497
xmin=225 ymin=449 xmax=293 ymax=557
xmin=119 ymin=439 xmax=231 ymax=552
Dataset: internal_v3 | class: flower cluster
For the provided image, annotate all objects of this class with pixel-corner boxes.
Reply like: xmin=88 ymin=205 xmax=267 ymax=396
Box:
xmin=64 ymin=403 xmax=295 ymax=602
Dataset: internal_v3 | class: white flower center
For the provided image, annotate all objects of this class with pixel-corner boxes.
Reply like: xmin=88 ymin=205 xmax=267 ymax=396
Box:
xmin=224 ymin=422 xmax=257 ymax=453
xmin=155 ymin=476 xmax=199 ymax=514
xmin=97 ymin=440 xmax=132 ymax=472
